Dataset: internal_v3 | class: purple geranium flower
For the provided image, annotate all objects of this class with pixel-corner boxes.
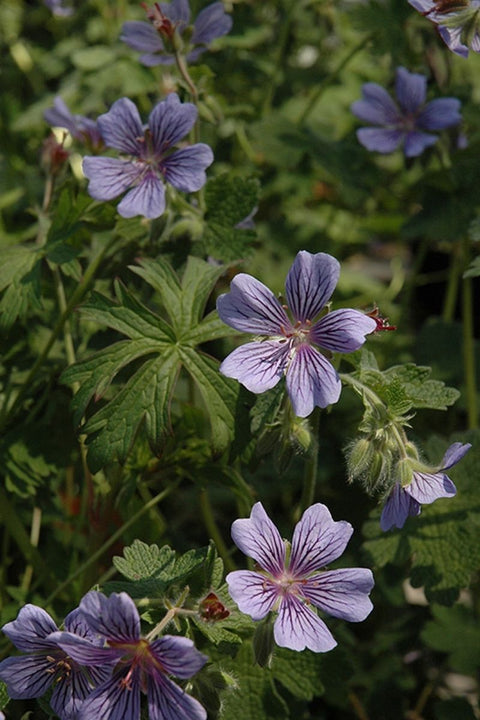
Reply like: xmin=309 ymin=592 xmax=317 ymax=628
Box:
xmin=53 ymin=591 xmax=207 ymax=720
xmin=121 ymin=0 xmax=232 ymax=66
xmin=380 ymin=442 xmax=471 ymax=531
xmin=44 ymin=97 xmax=103 ymax=150
xmin=82 ymin=93 xmax=213 ymax=219
xmin=351 ymin=67 xmax=462 ymax=157
xmin=0 ymin=605 xmax=110 ymax=720
xmin=227 ymin=502 xmax=374 ymax=652
xmin=409 ymin=0 xmax=480 ymax=57
xmin=44 ymin=0 xmax=74 ymax=16
xmin=216 ymin=251 xmax=377 ymax=418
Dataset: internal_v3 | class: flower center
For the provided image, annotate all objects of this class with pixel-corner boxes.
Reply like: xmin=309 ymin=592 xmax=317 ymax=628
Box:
xmin=280 ymin=320 xmax=312 ymax=347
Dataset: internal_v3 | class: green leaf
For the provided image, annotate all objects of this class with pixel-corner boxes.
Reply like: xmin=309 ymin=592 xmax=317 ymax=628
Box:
xmin=271 ymin=648 xmax=325 ymax=701
xmin=113 ymin=541 xmax=175 ymax=581
xmin=0 ymin=245 xmax=42 ymax=328
xmin=0 ymin=681 xmax=8 ymax=711
xmin=422 ymin=604 xmax=480 ymax=675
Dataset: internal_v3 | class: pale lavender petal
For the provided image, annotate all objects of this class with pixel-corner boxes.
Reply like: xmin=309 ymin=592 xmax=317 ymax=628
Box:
xmin=408 ymin=0 xmax=434 ymax=10
xmin=405 ymin=471 xmax=456 ymax=504
xmin=311 ymin=309 xmax=376 ymax=353
xmin=82 ymin=157 xmax=143 ymax=201
xmin=120 ymin=21 xmax=164 ymax=53
xmin=438 ymin=25 xmax=469 ymax=57
xmin=1 ymin=605 xmax=57 ymax=651
xmin=380 ymin=483 xmax=420 ymax=531
xmin=192 ymin=2 xmax=233 ymax=44
xmin=149 ymin=94 xmax=197 ymax=153
xmin=79 ymin=591 xmax=140 ymax=642
xmin=230 ymin=502 xmax=286 ymax=576
xmin=404 ymin=131 xmax=438 ymax=157
xmin=149 ymin=636 xmax=207 ymax=679
xmin=0 ymin=655 xmax=54 ymax=698
xmin=162 ymin=145 xmax=213 ymax=192
xmin=140 ymin=52 xmax=175 ymax=66
xmin=289 ymin=503 xmax=353 ymax=576
xmin=97 ymin=98 xmax=144 ymax=155
xmin=161 ymin=0 xmax=190 ymax=24
xmin=216 ymin=273 xmax=290 ymax=334
xmin=351 ymin=83 xmax=399 ymax=125
xmin=286 ymin=344 xmax=341 ymax=417
xmin=44 ymin=96 xmax=78 ymax=136
xmin=417 ymin=98 xmax=462 ymax=130
xmin=226 ymin=570 xmax=279 ymax=620
xmin=356 ymin=127 xmax=403 ymax=154
xmin=441 ymin=442 xmax=471 ymax=470
xmin=52 ymin=631 xmax=122 ymax=665
xmin=78 ymin=669 xmax=141 ymax=720
xmin=285 ymin=251 xmax=340 ymax=323
xmin=148 ymin=673 xmax=206 ymax=720
xmin=274 ymin=596 xmax=337 ymax=652
xmin=302 ymin=568 xmax=374 ymax=621
xmin=219 ymin=341 xmax=289 ymax=393
xmin=117 ymin=173 xmax=166 ymax=219
xmin=395 ymin=67 xmax=426 ymax=113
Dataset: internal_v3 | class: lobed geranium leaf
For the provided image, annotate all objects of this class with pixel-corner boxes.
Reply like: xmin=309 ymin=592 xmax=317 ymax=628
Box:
xmin=113 ymin=540 xmax=175 ymax=581
xmin=421 ymin=604 xmax=480 ymax=675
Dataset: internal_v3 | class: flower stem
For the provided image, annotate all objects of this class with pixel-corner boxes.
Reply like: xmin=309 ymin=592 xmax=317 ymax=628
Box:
xmin=297 ymin=407 xmax=320 ymax=516
xmin=442 ymin=241 xmax=462 ymax=322
xmin=199 ymin=487 xmax=236 ymax=572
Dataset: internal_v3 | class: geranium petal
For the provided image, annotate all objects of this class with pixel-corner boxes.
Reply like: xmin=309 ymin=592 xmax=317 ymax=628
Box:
xmin=302 ymin=568 xmax=374 ymax=621
xmin=405 ymin=471 xmax=456 ymax=504
xmin=97 ymin=98 xmax=144 ymax=155
xmin=50 ymin=663 xmax=102 ymax=720
xmin=380 ymin=483 xmax=420 ymax=531
xmin=395 ymin=67 xmax=426 ymax=113
xmin=311 ymin=309 xmax=376 ymax=353
xmin=160 ymin=0 xmax=190 ymax=24
xmin=117 ymin=173 xmax=166 ymax=219
xmin=286 ymin=344 xmax=341 ymax=417
xmin=219 ymin=341 xmax=289 ymax=394
xmin=78 ymin=669 xmax=141 ymax=720
xmin=1 ymin=605 xmax=57 ymax=651
xmin=285 ymin=251 xmax=340 ymax=323
xmin=52 ymin=631 xmax=121 ymax=666
xmin=148 ymin=673 xmax=206 ymax=720
xmin=351 ymin=83 xmax=399 ymax=125
xmin=274 ymin=596 xmax=337 ymax=653
xmin=192 ymin=2 xmax=233 ymax=44
xmin=289 ymin=503 xmax=353 ymax=576
xmin=403 ymin=131 xmax=438 ymax=157
xmin=230 ymin=502 xmax=286 ymax=576
xmin=150 ymin=636 xmax=207 ymax=679
xmin=356 ymin=127 xmax=403 ymax=154
xmin=120 ymin=21 xmax=164 ymax=53
xmin=417 ymin=98 xmax=462 ymax=130
xmin=79 ymin=591 xmax=140 ymax=643
xmin=149 ymin=93 xmax=197 ymax=153
xmin=139 ymin=52 xmax=175 ymax=66
xmin=216 ymin=273 xmax=290 ymax=334
xmin=82 ymin=157 xmax=143 ymax=201
xmin=162 ymin=145 xmax=213 ymax=192
xmin=0 ymin=656 xmax=54 ymax=698
xmin=44 ymin=96 xmax=78 ymax=136
xmin=226 ymin=570 xmax=279 ymax=620
xmin=441 ymin=442 xmax=471 ymax=470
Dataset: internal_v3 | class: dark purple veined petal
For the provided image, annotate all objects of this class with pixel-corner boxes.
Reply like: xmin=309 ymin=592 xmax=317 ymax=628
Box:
xmin=51 ymin=630 xmax=122 ymax=666
xmin=162 ymin=144 xmax=213 ymax=192
xmin=97 ymin=98 xmax=144 ymax=155
xmin=148 ymin=672 xmax=207 ymax=720
xmin=405 ymin=471 xmax=456 ymax=504
xmin=356 ymin=127 xmax=404 ymax=154
xmin=395 ymin=67 xmax=427 ymax=114
xmin=77 ymin=668 xmax=141 ymax=720
xmin=230 ymin=502 xmax=286 ymax=576
xmin=285 ymin=344 xmax=341 ymax=417
xmin=149 ymin=636 xmax=207 ymax=679
xmin=191 ymin=2 xmax=233 ymax=45
xmin=403 ymin=130 xmax=438 ymax=157
xmin=0 ymin=655 xmax=55 ymax=699
xmin=79 ymin=591 xmax=141 ymax=643
xmin=289 ymin=503 xmax=353 ymax=576
xmin=380 ymin=483 xmax=420 ymax=531
xmin=285 ymin=251 xmax=340 ymax=323
xmin=350 ymin=83 xmax=400 ymax=125
xmin=50 ymin=662 xmax=106 ymax=720
xmin=82 ymin=157 xmax=143 ymax=201
xmin=149 ymin=93 xmax=197 ymax=154
xmin=217 ymin=273 xmax=291 ymax=334
xmin=120 ymin=21 xmax=165 ymax=53
xmin=440 ymin=442 xmax=471 ymax=470
xmin=226 ymin=570 xmax=279 ymax=620
xmin=117 ymin=172 xmax=166 ymax=219
xmin=301 ymin=568 xmax=374 ymax=622
xmin=219 ymin=341 xmax=290 ymax=394
xmin=1 ymin=604 xmax=58 ymax=652
xmin=417 ymin=98 xmax=462 ymax=130
xmin=274 ymin=595 xmax=337 ymax=652
xmin=310 ymin=309 xmax=376 ymax=353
